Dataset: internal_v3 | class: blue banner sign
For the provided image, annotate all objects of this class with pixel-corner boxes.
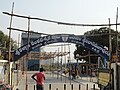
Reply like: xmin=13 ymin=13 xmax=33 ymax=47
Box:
xmin=14 ymin=34 xmax=110 ymax=61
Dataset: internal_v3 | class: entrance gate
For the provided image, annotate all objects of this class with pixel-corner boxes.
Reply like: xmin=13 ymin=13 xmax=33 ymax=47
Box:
xmin=14 ymin=34 xmax=109 ymax=61
xmin=3 ymin=10 xmax=119 ymax=89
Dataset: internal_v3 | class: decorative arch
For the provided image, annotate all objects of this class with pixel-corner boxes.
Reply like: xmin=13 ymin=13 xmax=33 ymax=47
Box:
xmin=14 ymin=34 xmax=110 ymax=61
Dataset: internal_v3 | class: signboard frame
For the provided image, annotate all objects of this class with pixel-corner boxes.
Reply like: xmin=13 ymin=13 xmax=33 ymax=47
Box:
xmin=98 ymin=68 xmax=111 ymax=86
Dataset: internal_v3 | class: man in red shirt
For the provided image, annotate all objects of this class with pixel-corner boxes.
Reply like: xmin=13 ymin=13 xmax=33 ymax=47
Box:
xmin=31 ymin=68 xmax=45 ymax=90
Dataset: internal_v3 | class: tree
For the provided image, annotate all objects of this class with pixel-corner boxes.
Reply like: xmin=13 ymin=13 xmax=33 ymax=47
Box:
xmin=0 ymin=30 xmax=18 ymax=50
xmin=74 ymin=27 xmax=119 ymax=63
xmin=0 ymin=30 xmax=5 ymax=47
xmin=0 ymin=30 xmax=18 ymax=59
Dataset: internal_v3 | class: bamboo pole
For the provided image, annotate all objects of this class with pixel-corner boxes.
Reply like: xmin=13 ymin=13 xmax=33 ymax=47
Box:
xmin=61 ymin=45 xmax=63 ymax=81
xmin=8 ymin=2 xmax=14 ymax=86
xmin=17 ymin=34 xmax=20 ymax=86
xmin=108 ymin=18 xmax=112 ymax=90
xmin=68 ymin=43 xmax=71 ymax=84
xmin=64 ymin=44 xmax=66 ymax=83
xmin=116 ymin=7 xmax=118 ymax=62
xmin=3 ymin=11 xmax=120 ymax=27
xmin=25 ymin=17 xmax=30 ymax=90
xmin=57 ymin=48 xmax=59 ymax=79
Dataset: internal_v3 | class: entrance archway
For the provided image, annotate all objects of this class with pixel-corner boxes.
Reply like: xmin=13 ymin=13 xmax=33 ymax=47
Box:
xmin=14 ymin=34 xmax=109 ymax=61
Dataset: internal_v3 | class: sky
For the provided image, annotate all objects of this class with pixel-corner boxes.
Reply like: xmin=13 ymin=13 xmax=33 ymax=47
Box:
xmin=0 ymin=0 xmax=120 ymax=59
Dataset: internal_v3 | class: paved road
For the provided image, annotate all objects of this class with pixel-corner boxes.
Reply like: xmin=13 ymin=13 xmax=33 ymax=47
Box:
xmin=13 ymin=71 xmax=100 ymax=90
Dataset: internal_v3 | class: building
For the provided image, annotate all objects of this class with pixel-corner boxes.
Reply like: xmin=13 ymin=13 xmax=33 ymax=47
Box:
xmin=21 ymin=32 xmax=41 ymax=71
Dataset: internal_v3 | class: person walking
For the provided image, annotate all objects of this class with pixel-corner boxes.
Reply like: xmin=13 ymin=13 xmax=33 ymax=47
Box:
xmin=31 ymin=68 xmax=45 ymax=90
